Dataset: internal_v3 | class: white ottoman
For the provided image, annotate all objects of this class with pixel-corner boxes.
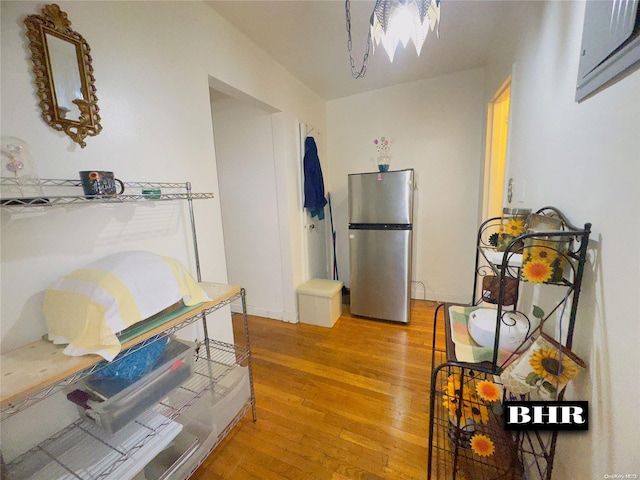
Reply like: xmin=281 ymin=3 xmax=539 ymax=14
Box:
xmin=297 ymin=279 xmax=343 ymax=327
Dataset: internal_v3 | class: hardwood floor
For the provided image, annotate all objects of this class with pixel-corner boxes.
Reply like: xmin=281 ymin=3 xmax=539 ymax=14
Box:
xmin=191 ymin=300 xmax=446 ymax=480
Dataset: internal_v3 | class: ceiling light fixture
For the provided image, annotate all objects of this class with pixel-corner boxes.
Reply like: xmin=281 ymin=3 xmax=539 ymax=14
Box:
xmin=346 ymin=0 xmax=441 ymax=78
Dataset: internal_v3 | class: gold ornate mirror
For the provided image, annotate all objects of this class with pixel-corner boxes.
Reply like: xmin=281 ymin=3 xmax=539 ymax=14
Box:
xmin=24 ymin=4 xmax=102 ymax=148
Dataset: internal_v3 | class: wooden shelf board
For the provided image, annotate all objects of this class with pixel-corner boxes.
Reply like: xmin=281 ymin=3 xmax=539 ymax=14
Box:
xmin=0 ymin=282 xmax=240 ymax=409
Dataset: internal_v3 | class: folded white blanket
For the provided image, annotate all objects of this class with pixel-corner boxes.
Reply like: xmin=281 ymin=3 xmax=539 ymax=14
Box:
xmin=43 ymin=251 xmax=210 ymax=361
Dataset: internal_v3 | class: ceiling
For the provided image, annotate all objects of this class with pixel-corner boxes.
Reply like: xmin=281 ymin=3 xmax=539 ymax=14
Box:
xmin=205 ymin=0 xmax=539 ymax=101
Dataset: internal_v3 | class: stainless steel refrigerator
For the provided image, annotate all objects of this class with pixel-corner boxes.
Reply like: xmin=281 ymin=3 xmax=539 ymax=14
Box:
xmin=348 ymin=169 xmax=414 ymax=324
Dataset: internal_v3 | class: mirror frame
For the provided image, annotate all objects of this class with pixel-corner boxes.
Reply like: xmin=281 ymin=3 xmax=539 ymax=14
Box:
xmin=24 ymin=4 xmax=102 ymax=148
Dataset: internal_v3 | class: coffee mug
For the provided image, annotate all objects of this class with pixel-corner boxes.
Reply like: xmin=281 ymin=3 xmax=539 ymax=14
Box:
xmin=79 ymin=171 xmax=125 ymax=197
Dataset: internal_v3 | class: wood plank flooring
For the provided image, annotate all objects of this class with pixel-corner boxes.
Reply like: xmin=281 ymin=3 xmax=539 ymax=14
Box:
xmin=190 ymin=300 xmax=445 ymax=480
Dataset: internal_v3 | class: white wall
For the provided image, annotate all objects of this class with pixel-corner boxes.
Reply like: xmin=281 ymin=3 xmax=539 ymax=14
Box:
xmin=210 ymin=93 xmax=312 ymax=324
xmin=327 ymin=68 xmax=487 ymax=303
xmin=0 ymin=0 xmax=325 ymax=459
xmin=211 ymin=92 xmax=292 ymax=320
xmin=1 ymin=0 xmax=325 ymax=346
xmin=504 ymin=1 xmax=640 ymax=477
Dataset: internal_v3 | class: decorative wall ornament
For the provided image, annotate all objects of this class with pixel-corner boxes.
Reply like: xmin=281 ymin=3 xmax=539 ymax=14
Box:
xmin=24 ymin=4 xmax=102 ymax=148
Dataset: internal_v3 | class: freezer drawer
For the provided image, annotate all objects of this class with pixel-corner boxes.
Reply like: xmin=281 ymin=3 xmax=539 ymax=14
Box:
xmin=349 ymin=228 xmax=412 ymax=323
xmin=348 ymin=169 xmax=413 ymax=225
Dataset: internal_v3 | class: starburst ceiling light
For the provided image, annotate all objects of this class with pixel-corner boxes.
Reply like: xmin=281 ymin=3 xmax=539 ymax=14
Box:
xmin=346 ymin=0 xmax=441 ymax=78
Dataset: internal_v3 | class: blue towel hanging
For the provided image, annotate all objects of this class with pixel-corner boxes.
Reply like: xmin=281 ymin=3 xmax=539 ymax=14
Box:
xmin=303 ymin=136 xmax=327 ymax=219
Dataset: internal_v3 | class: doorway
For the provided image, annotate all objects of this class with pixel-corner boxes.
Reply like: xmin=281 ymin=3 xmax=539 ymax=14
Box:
xmin=210 ymin=89 xmax=286 ymax=320
xmin=483 ymin=77 xmax=511 ymax=220
xmin=210 ymin=85 xmax=326 ymax=323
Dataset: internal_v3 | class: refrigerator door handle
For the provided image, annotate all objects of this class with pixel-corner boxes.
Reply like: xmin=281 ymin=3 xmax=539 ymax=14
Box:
xmin=349 ymin=223 xmax=412 ymax=230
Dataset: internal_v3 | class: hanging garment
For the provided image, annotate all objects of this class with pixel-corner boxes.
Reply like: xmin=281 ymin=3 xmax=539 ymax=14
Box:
xmin=303 ymin=136 xmax=327 ymax=220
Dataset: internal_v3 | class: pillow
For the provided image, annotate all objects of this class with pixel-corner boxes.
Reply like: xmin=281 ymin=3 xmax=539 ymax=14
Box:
xmin=43 ymin=251 xmax=210 ymax=361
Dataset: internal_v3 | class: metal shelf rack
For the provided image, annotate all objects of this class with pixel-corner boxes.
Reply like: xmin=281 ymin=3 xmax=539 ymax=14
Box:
xmin=1 ymin=285 xmax=248 ymax=420
xmin=0 ymin=178 xmax=214 ymax=206
xmin=1 ymin=178 xmax=256 ymax=479
xmin=427 ymin=207 xmax=591 ymax=480
xmin=5 ymin=338 xmax=251 ymax=480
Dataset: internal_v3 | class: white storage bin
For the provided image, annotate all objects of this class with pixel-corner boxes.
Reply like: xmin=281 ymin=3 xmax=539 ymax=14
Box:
xmin=297 ymin=279 xmax=343 ymax=327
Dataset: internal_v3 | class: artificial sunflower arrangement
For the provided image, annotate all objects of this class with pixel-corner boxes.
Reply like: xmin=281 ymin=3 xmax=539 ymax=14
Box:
xmin=442 ymin=374 xmax=489 ymax=426
xmin=443 ymin=375 xmax=505 ymax=458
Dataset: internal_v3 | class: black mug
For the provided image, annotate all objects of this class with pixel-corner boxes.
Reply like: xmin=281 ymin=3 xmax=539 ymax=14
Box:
xmin=79 ymin=171 xmax=125 ymax=197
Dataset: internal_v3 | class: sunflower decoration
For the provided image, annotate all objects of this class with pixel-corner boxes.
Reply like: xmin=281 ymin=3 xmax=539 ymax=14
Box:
xmin=470 ymin=433 xmax=495 ymax=457
xmin=488 ymin=232 xmax=499 ymax=247
xmin=502 ymin=334 xmax=586 ymax=399
xmin=504 ymin=218 xmax=525 ymax=237
xmin=476 ymin=380 xmax=502 ymax=403
xmin=524 ymin=244 xmax=559 ymax=264
xmin=497 ymin=218 xmax=527 ymax=251
xmin=475 ymin=379 xmax=504 ymax=416
xmin=527 ymin=347 xmax=580 ymax=395
xmin=443 ymin=374 xmax=489 ymax=425
xmin=521 ymin=259 xmax=554 ymax=283
xmin=522 ymin=239 xmax=566 ymax=283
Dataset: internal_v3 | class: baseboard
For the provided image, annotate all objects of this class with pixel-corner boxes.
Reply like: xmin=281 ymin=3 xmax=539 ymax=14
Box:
xmin=230 ymin=304 xmax=298 ymax=323
xmin=411 ymin=292 xmax=470 ymax=305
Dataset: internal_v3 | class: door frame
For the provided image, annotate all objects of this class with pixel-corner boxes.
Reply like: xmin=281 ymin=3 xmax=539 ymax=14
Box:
xmin=482 ymin=76 xmax=511 ymax=221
